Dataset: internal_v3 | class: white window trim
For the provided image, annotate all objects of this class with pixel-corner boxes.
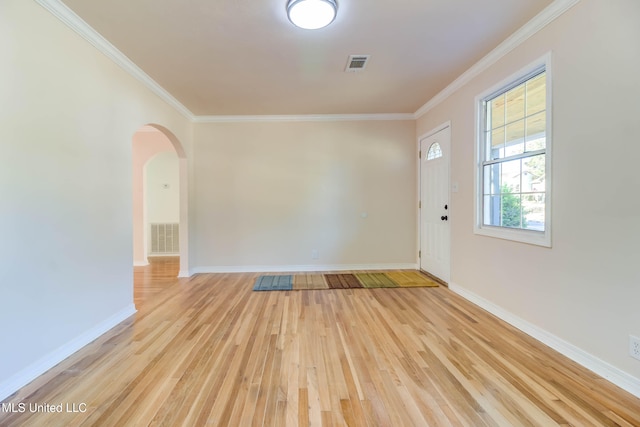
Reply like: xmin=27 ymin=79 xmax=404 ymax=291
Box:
xmin=474 ymin=52 xmax=552 ymax=247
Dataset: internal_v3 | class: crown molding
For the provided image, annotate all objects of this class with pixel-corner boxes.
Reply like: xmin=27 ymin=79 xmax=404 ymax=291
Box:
xmin=35 ymin=0 xmax=409 ymax=124
xmin=35 ymin=0 xmax=195 ymax=121
xmin=37 ymin=0 xmax=579 ymax=124
xmin=193 ymin=113 xmax=415 ymax=123
xmin=414 ymin=0 xmax=581 ymax=119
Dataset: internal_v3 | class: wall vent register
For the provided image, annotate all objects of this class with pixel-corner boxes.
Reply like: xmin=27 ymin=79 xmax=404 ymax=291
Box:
xmin=150 ymin=223 xmax=179 ymax=255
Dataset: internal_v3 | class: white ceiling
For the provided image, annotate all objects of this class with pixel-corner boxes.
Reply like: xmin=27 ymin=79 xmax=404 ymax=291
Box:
xmin=59 ymin=0 xmax=554 ymax=116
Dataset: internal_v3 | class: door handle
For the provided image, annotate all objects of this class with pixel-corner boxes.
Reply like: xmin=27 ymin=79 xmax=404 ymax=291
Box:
xmin=441 ymin=215 xmax=448 ymax=221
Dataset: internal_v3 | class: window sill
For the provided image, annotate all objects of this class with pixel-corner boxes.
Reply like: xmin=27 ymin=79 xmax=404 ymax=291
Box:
xmin=474 ymin=225 xmax=551 ymax=247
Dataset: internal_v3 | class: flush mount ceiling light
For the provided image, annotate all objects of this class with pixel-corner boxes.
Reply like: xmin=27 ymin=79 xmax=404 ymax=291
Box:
xmin=287 ymin=0 xmax=338 ymax=30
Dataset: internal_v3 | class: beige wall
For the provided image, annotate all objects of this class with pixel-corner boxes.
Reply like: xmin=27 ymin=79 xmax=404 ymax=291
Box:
xmin=0 ymin=0 xmax=191 ymax=398
xmin=192 ymin=120 xmax=417 ymax=270
xmin=146 ymin=152 xmax=180 ymax=225
xmin=417 ymin=0 xmax=640 ymax=380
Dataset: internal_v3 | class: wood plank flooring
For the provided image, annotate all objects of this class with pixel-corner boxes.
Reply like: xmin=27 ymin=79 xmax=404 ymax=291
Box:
xmin=1 ymin=258 xmax=639 ymax=426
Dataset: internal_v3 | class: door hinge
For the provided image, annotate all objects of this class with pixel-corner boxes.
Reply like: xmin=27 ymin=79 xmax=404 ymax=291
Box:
xmin=419 ymin=150 xmax=422 ymax=159
xmin=419 ymin=200 xmax=421 ymax=209
xmin=418 ymin=250 xmax=421 ymax=258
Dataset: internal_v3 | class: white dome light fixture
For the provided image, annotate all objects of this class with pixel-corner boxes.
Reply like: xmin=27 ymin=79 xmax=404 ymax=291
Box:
xmin=287 ymin=0 xmax=338 ymax=30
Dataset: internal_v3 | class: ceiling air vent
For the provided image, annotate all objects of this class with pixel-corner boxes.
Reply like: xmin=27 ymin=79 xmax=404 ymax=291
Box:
xmin=345 ymin=55 xmax=370 ymax=72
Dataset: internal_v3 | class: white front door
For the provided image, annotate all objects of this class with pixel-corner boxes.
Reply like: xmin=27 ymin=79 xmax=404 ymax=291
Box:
xmin=420 ymin=126 xmax=450 ymax=283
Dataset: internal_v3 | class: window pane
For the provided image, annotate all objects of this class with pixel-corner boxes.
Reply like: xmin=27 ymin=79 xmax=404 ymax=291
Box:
xmin=483 ymin=195 xmax=502 ymax=226
xmin=489 ymin=128 xmax=505 ymax=160
xmin=501 ymin=191 xmax=522 ymax=228
xmin=525 ymin=111 xmax=546 ymax=151
xmin=427 ymin=142 xmax=442 ymax=160
xmin=501 ymin=158 xmax=521 ymax=193
xmin=484 ymin=163 xmax=501 ymax=195
xmin=505 ymin=85 xmax=525 ymax=125
xmin=522 ymin=155 xmax=545 ymax=193
xmin=526 ymin=73 xmax=546 ymax=116
xmin=522 ymin=193 xmax=545 ymax=231
xmin=484 ymin=165 xmax=491 ymax=195
xmin=490 ymin=95 xmax=505 ymax=129
xmin=505 ymin=119 xmax=525 ymax=157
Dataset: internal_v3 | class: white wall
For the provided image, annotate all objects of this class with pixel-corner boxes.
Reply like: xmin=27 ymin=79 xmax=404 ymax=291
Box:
xmin=146 ymin=151 xmax=180 ymax=230
xmin=192 ymin=120 xmax=417 ymax=270
xmin=0 ymin=0 xmax=191 ymax=399
xmin=417 ymin=0 xmax=640 ymax=386
xmin=132 ymin=130 xmax=175 ymax=265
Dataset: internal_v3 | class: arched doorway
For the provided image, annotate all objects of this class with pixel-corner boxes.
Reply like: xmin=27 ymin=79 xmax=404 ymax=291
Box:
xmin=132 ymin=124 xmax=189 ymax=277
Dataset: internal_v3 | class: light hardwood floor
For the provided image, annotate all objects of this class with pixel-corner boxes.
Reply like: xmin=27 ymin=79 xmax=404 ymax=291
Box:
xmin=1 ymin=258 xmax=639 ymax=426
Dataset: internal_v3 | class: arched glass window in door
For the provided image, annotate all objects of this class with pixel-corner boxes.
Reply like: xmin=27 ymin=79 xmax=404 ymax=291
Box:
xmin=427 ymin=142 xmax=443 ymax=160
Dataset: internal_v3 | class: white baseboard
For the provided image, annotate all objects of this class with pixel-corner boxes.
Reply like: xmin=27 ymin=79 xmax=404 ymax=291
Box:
xmin=178 ymin=270 xmax=191 ymax=278
xmin=0 ymin=304 xmax=137 ymax=402
xmin=449 ymin=282 xmax=640 ymax=399
xmin=190 ymin=263 xmax=418 ymax=274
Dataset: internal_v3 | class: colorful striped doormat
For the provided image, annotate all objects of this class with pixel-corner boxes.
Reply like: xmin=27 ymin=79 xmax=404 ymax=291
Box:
xmin=253 ymin=271 xmax=438 ymax=291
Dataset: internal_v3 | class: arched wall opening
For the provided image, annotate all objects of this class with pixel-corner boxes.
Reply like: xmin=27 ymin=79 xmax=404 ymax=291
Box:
xmin=132 ymin=124 xmax=189 ymax=277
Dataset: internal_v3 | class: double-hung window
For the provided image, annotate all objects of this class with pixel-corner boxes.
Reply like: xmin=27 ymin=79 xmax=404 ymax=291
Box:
xmin=475 ymin=55 xmax=551 ymax=247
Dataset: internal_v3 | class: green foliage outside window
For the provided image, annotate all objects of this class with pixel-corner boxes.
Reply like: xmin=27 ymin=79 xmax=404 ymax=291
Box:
xmin=501 ymin=185 xmax=527 ymax=228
